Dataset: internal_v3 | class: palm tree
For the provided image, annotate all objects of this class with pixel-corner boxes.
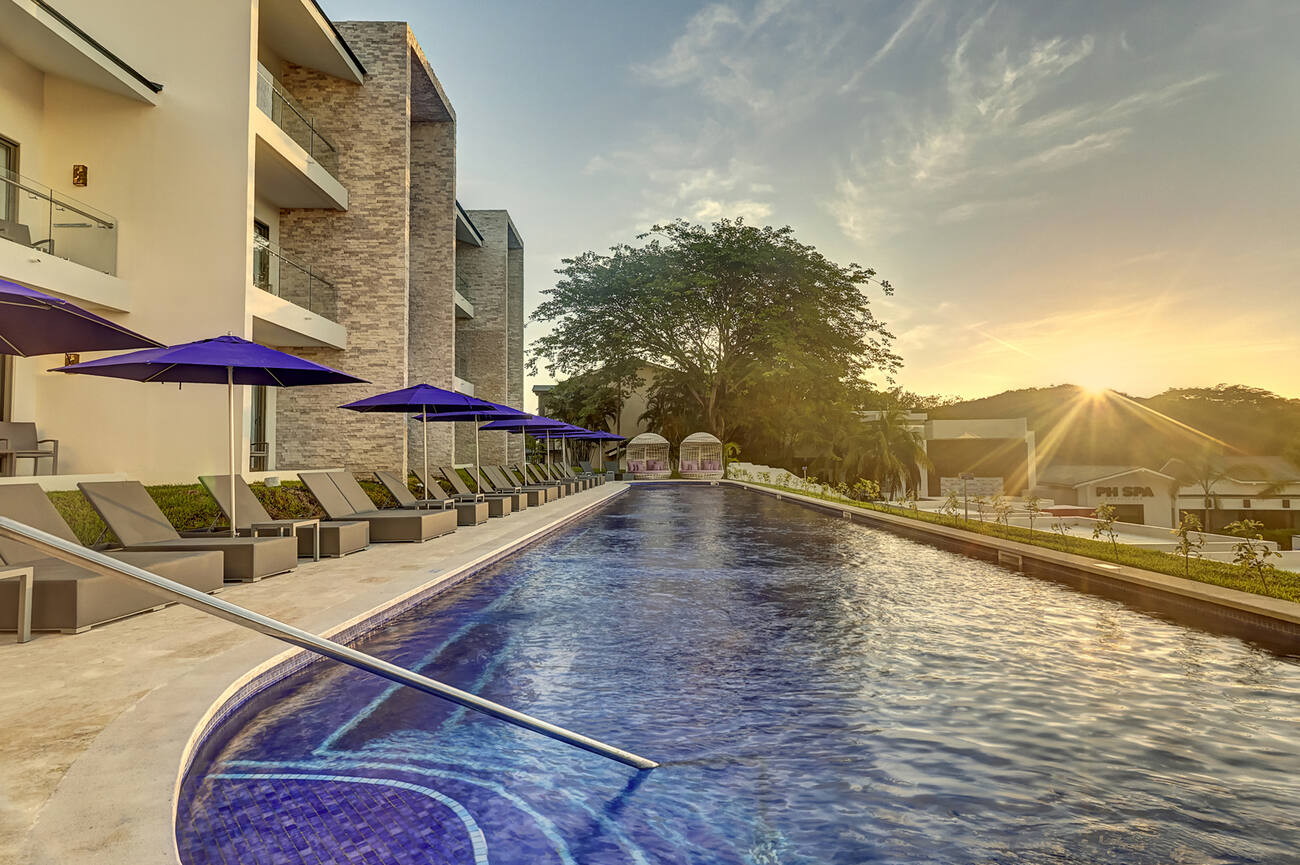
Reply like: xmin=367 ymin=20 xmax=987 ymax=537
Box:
xmin=861 ymin=409 xmax=931 ymax=500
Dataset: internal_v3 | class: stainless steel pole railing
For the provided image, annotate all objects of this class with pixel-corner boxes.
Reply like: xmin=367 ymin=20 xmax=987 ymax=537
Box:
xmin=0 ymin=516 xmax=657 ymax=771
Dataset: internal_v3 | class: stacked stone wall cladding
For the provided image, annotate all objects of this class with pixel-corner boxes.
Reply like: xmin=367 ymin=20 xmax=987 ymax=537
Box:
xmin=267 ymin=22 xmax=521 ymax=478
xmin=507 ymin=240 xmax=525 ymax=464
xmin=409 ymin=119 xmax=457 ymax=467
xmin=458 ymin=210 xmax=510 ymax=465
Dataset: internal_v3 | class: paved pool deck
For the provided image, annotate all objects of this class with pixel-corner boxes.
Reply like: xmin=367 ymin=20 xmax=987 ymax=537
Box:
xmin=0 ymin=481 xmax=627 ymax=865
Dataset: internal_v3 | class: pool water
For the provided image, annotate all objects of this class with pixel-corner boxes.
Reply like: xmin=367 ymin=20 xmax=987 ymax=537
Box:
xmin=177 ymin=485 xmax=1300 ymax=864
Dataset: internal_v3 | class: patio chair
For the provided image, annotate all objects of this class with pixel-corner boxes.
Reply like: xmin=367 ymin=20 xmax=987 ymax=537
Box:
xmin=543 ymin=463 xmax=586 ymax=492
xmin=523 ymin=463 xmax=576 ymax=496
xmin=469 ymin=466 xmax=529 ymax=512
xmin=0 ymin=483 xmax=223 ymax=634
xmin=500 ymin=465 xmax=560 ymax=502
xmin=578 ymin=460 xmax=605 ymax=484
xmin=375 ymin=470 xmax=487 ymax=527
xmin=79 ymin=481 xmax=298 ymax=583
xmin=486 ymin=465 xmax=551 ymax=506
xmin=438 ymin=467 xmax=512 ymax=518
xmin=0 ymin=422 xmax=58 ymax=476
xmin=299 ymin=472 xmax=457 ymax=542
xmin=561 ymin=462 xmax=597 ymax=488
xmin=199 ymin=475 xmax=368 ymax=559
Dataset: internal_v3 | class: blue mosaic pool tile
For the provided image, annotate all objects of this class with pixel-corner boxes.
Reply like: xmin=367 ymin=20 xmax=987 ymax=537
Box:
xmin=179 ymin=776 xmax=481 ymax=865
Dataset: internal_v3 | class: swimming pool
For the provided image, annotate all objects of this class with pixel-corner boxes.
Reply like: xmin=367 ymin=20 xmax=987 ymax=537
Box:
xmin=177 ymin=484 xmax=1300 ymax=864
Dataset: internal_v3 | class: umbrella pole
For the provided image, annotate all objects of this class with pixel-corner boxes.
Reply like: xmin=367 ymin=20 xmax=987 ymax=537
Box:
xmin=474 ymin=415 xmax=481 ymax=492
xmin=228 ymin=367 xmax=236 ymax=538
xmin=422 ymin=404 xmax=428 ymax=497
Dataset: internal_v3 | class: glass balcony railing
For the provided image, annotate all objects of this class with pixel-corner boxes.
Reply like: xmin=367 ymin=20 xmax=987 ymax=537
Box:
xmin=255 ymin=67 xmax=339 ymax=177
xmin=0 ymin=167 xmax=118 ymax=274
xmin=253 ymin=237 xmax=337 ymax=322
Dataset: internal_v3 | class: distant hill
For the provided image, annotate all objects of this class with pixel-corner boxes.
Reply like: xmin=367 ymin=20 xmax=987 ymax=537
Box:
xmin=923 ymin=384 xmax=1300 ymax=467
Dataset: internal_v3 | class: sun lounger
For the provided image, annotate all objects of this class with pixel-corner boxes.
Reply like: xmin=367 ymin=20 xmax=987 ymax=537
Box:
xmin=0 ymin=483 xmax=224 ymax=633
xmin=470 ymin=466 xmax=530 ymax=511
xmin=439 ymin=467 xmax=512 ymax=518
xmin=376 ymin=470 xmax=487 ymax=527
xmin=501 ymin=465 xmax=560 ymax=502
xmin=299 ymin=472 xmax=457 ymax=542
xmin=578 ymin=461 xmax=605 ymax=484
xmin=523 ymin=463 xmax=575 ymax=496
xmin=199 ymin=475 xmax=368 ymax=559
xmin=538 ymin=463 xmax=583 ymax=492
xmin=486 ymin=465 xmax=551 ymax=506
xmin=79 ymin=481 xmax=297 ymax=583
xmin=560 ymin=462 xmax=597 ymax=488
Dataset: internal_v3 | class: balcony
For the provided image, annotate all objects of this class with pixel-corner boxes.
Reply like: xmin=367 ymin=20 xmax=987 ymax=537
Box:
xmin=256 ymin=68 xmax=337 ymax=177
xmin=0 ymin=166 xmax=128 ymax=310
xmin=249 ymin=237 xmax=345 ymax=349
xmin=453 ymin=376 xmax=475 ymax=397
xmin=253 ymin=237 xmax=336 ymax=320
xmin=253 ymin=66 xmax=347 ymax=210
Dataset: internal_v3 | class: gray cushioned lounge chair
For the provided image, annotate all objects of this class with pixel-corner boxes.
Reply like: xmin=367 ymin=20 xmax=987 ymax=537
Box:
xmin=299 ymin=472 xmax=457 ymax=542
xmin=485 ymin=465 xmax=550 ymax=506
xmin=79 ymin=481 xmax=298 ymax=583
xmin=559 ymin=462 xmax=596 ymax=488
xmin=374 ymin=470 xmax=488 ymax=527
xmin=0 ymin=483 xmax=224 ymax=633
xmin=500 ymin=465 xmax=560 ymax=502
xmin=470 ymin=467 xmax=529 ymax=512
xmin=409 ymin=469 xmax=491 ymax=526
xmin=438 ymin=467 xmax=512 ymax=518
xmin=518 ymin=463 xmax=572 ymax=496
xmin=199 ymin=475 xmax=369 ymax=559
xmin=532 ymin=463 xmax=580 ymax=494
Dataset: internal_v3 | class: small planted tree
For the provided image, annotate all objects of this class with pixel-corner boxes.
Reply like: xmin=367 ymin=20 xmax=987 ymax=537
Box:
xmin=992 ymin=495 xmax=1012 ymax=536
xmin=1051 ymin=519 xmax=1072 ymax=539
xmin=1171 ymin=511 xmax=1205 ymax=578
xmin=972 ymin=495 xmax=989 ymax=526
xmin=1224 ymin=519 xmax=1281 ymax=592
xmin=903 ymin=488 xmax=919 ymax=514
xmin=1025 ymin=495 xmax=1044 ymax=536
xmin=1091 ymin=502 xmax=1120 ymax=560
xmin=941 ymin=488 xmax=961 ymax=525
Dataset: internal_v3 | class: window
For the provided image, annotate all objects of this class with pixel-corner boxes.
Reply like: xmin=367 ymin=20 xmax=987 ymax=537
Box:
xmin=253 ymin=219 xmax=271 ymax=291
xmin=1241 ymin=499 xmax=1251 ymax=509
xmin=0 ymin=136 xmax=17 ymax=223
xmin=250 ymin=385 xmax=268 ymax=471
xmin=1283 ymin=499 xmax=1291 ymax=509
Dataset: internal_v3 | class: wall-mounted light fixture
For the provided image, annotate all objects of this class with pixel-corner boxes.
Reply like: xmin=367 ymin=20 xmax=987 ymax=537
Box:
xmin=72 ymin=164 xmax=87 ymax=187
xmin=63 ymin=353 xmax=80 ymax=366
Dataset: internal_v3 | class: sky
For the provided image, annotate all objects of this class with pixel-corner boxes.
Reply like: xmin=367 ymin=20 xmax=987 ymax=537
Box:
xmin=322 ymin=0 xmax=1300 ymax=406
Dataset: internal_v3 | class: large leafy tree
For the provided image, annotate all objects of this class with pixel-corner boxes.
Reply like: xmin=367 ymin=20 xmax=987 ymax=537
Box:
xmin=531 ymin=218 xmax=899 ymax=442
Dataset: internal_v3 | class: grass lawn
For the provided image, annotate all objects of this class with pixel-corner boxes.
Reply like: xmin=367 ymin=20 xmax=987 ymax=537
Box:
xmin=737 ymin=480 xmax=1300 ymax=604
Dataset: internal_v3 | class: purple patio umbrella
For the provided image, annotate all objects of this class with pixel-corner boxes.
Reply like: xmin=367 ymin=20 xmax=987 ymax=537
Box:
xmin=0 ymin=278 xmax=161 ymax=356
xmin=412 ymin=398 xmax=528 ymax=492
xmin=52 ymin=335 xmax=367 ymax=535
xmin=479 ymin=415 xmax=577 ymax=473
xmin=340 ymin=384 xmax=508 ymax=495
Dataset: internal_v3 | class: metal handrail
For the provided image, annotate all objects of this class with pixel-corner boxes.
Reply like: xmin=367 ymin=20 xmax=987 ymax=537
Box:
xmin=0 ymin=171 xmax=116 ymax=229
xmin=0 ymin=516 xmax=657 ymax=771
xmin=256 ymin=69 xmax=337 ymax=163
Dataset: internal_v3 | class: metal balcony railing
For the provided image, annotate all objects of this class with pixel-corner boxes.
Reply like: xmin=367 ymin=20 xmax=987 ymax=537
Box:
xmin=255 ymin=68 xmax=339 ymax=177
xmin=0 ymin=168 xmax=117 ymax=274
xmin=253 ymin=237 xmax=337 ymax=322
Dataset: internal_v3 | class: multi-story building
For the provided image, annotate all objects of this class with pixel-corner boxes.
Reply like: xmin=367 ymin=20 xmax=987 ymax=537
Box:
xmin=0 ymin=1 xmax=523 ymax=485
